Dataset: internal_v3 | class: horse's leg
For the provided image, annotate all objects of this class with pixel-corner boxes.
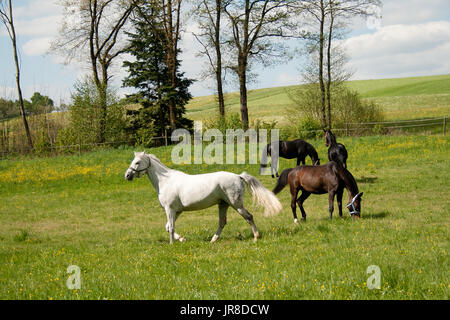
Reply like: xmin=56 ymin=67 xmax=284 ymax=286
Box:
xmin=271 ymin=154 xmax=279 ymax=178
xmin=211 ymin=202 xmax=229 ymax=243
xmin=328 ymin=192 xmax=336 ymax=220
xmin=165 ymin=213 xmax=186 ymax=242
xmin=236 ymin=207 xmax=259 ymax=242
xmin=164 ymin=207 xmax=176 ymax=244
xmin=336 ymin=188 xmax=344 ymax=218
xmin=290 ymin=186 xmax=300 ymax=224
xmin=297 ymin=191 xmax=311 ymax=222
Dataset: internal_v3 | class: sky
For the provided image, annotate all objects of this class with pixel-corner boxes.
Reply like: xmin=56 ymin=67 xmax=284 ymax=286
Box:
xmin=1 ymin=0 xmax=450 ymax=105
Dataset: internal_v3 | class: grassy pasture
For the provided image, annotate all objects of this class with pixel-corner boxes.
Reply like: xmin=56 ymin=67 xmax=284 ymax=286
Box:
xmin=0 ymin=134 xmax=449 ymax=300
xmin=186 ymin=74 xmax=450 ymax=123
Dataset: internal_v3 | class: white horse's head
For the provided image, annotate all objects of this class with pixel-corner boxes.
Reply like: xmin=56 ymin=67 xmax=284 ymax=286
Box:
xmin=125 ymin=151 xmax=151 ymax=181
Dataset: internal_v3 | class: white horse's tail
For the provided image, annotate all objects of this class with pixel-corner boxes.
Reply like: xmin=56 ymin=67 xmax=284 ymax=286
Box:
xmin=239 ymin=172 xmax=282 ymax=216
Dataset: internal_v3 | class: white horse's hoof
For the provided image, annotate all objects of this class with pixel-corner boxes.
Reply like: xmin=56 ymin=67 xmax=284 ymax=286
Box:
xmin=210 ymin=235 xmax=219 ymax=243
xmin=294 ymin=218 xmax=299 ymax=225
xmin=179 ymin=237 xmax=186 ymax=242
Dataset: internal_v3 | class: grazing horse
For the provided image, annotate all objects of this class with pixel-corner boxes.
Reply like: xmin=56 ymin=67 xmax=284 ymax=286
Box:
xmin=125 ymin=152 xmax=282 ymax=244
xmin=273 ymin=162 xmax=363 ymax=224
xmin=324 ymin=129 xmax=348 ymax=168
xmin=260 ymin=139 xmax=320 ymax=178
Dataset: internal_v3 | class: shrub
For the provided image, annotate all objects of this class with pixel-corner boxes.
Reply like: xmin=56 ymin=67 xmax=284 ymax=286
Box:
xmin=67 ymin=78 xmax=127 ymax=149
xmin=296 ymin=117 xmax=322 ymax=139
xmin=288 ymin=83 xmax=384 ymax=135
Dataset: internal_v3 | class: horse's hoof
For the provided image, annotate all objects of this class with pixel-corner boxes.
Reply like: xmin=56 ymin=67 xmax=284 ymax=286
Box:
xmin=294 ymin=219 xmax=299 ymax=225
xmin=210 ymin=235 xmax=219 ymax=243
xmin=179 ymin=237 xmax=186 ymax=242
xmin=271 ymin=175 xmax=275 ymax=179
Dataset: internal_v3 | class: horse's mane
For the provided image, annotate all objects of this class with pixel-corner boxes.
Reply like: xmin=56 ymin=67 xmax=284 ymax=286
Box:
xmin=339 ymin=165 xmax=359 ymax=196
xmin=147 ymin=154 xmax=171 ymax=177
xmin=326 ymin=130 xmax=337 ymax=146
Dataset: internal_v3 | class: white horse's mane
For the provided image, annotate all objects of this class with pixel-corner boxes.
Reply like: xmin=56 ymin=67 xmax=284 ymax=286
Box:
xmin=146 ymin=153 xmax=172 ymax=177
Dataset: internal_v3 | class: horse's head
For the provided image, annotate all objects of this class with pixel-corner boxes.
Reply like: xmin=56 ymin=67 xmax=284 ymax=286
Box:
xmin=125 ymin=151 xmax=150 ymax=181
xmin=324 ymin=129 xmax=331 ymax=147
xmin=347 ymin=192 xmax=363 ymax=218
xmin=323 ymin=129 xmax=333 ymax=147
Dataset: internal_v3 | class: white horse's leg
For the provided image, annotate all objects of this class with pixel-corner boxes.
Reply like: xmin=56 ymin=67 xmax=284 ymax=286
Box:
xmin=211 ymin=202 xmax=229 ymax=243
xmin=237 ymin=207 xmax=260 ymax=242
xmin=164 ymin=207 xmax=176 ymax=244
xmin=165 ymin=217 xmax=186 ymax=243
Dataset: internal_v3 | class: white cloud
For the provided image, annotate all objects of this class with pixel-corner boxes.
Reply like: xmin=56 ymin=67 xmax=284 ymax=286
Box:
xmin=274 ymin=73 xmax=300 ymax=87
xmin=22 ymin=37 xmax=53 ymax=56
xmin=343 ymin=21 xmax=450 ymax=80
xmin=381 ymin=0 xmax=450 ymax=26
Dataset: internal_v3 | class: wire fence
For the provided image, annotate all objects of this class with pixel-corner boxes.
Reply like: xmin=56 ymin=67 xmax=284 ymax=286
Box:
xmin=295 ymin=116 xmax=447 ymax=136
xmin=0 ymin=116 xmax=447 ymax=158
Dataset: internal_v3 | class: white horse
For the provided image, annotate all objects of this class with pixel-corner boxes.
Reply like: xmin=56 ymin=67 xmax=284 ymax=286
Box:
xmin=124 ymin=152 xmax=282 ymax=244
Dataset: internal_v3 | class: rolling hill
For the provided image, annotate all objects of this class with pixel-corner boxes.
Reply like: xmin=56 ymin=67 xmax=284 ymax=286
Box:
xmin=185 ymin=74 xmax=450 ymax=123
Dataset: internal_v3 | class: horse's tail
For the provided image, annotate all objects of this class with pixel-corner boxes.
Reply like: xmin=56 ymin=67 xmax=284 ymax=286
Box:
xmin=240 ymin=172 xmax=282 ymax=217
xmin=259 ymin=143 xmax=271 ymax=174
xmin=272 ymin=168 xmax=294 ymax=195
xmin=307 ymin=143 xmax=320 ymax=165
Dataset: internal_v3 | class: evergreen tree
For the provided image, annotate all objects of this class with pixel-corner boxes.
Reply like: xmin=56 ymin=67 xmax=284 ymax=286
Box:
xmin=123 ymin=3 xmax=193 ymax=146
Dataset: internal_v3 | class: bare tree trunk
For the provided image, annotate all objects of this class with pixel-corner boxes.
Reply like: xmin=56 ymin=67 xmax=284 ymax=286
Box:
xmin=1 ymin=0 xmax=33 ymax=150
xmin=238 ymin=55 xmax=249 ymax=130
xmin=318 ymin=0 xmax=327 ymax=129
xmin=165 ymin=0 xmax=178 ymax=131
xmin=215 ymin=0 xmax=225 ymax=117
xmin=326 ymin=8 xmax=335 ymax=130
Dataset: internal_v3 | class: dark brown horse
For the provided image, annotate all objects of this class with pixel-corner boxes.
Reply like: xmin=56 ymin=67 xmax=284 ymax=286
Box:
xmin=260 ymin=139 xmax=320 ymax=178
xmin=273 ymin=162 xmax=363 ymax=223
xmin=324 ymin=129 xmax=348 ymax=168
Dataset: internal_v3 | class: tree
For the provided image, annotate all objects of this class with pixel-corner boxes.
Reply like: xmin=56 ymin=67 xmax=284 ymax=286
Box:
xmin=0 ymin=0 xmax=33 ymax=149
xmin=51 ymin=0 xmax=134 ymax=143
xmin=223 ymin=0 xmax=298 ymax=130
xmin=301 ymin=0 xmax=381 ymax=129
xmin=123 ymin=1 xmax=193 ymax=145
xmin=130 ymin=0 xmax=188 ymax=132
xmin=193 ymin=0 xmax=226 ymax=117
xmin=0 ymin=98 xmax=19 ymax=119
xmin=29 ymin=92 xmax=55 ymax=115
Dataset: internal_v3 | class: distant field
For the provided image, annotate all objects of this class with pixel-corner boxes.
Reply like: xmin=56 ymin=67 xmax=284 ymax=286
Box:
xmin=186 ymin=74 xmax=450 ymax=123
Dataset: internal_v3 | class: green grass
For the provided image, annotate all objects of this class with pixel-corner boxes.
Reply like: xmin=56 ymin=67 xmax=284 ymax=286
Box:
xmin=0 ymin=135 xmax=449 ymax=300
xmin=186 ymin=74 xmax=450 ymax=123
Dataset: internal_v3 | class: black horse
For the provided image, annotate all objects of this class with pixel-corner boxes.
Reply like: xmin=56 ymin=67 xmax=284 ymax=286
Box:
xmin=324 ymin=129 xmax=348 ymax=169
xmin=260 ymin=139 xmax=320 ymax=178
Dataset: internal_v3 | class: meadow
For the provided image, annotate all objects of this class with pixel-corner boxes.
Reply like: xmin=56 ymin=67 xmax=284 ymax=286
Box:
xmin=0 ymin=134 xmax=448 ymax=300
xmin=186 ymin=74 xmax=450 ymax=123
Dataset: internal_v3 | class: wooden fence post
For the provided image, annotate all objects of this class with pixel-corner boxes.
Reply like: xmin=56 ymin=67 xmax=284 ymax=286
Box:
xmin=78 ymin=136 xmax=81 ymax=156
xmin=165 ymin=129 xmax=168 ymax=147
xmin=443 ymin=116 xmax=446 ymax=136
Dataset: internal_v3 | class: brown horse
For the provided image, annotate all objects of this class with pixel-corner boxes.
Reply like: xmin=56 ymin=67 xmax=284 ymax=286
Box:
xmin=273 ymin=162 xmax=363 ymax=223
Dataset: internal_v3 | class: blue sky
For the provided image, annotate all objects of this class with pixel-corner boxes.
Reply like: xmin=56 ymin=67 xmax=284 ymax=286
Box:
xmin=1 ymin=0 xmax=450 ymax=105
